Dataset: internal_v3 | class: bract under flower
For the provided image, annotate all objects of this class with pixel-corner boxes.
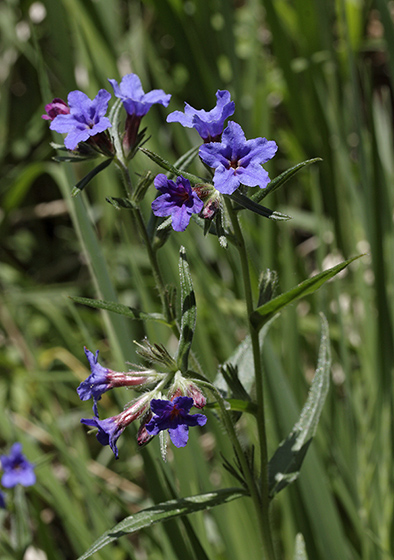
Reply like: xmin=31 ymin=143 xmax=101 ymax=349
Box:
xmin=151 ymin=174 xmax=204 ymax=232
xmin=199 ymin=121 xmax=278 ymax=195
xmin=145 ymin=396 xmax=207 ymax=448
xmin=108 ymin=74 xmax=171 ymax=117
xmin=0 ymin=443 xmax=36 ymax=488
xmin=50 ymin=89 xmax=112 ymax=150
xmin=167 ymin=90 xmax=235 ymax=142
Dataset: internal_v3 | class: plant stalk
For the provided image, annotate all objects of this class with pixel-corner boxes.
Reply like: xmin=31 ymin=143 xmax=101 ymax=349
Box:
xmin=225 ymin=197 xmax=276 ymax=560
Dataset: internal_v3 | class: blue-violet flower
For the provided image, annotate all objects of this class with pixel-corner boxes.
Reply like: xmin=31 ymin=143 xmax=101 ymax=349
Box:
xmin=42 ymin=98 xmax=70 ymax=121
xmin=77 ymin=347 xmax=154 ymax=417
xmin=50 ymin=89 xmax=112 ymax=150
xmin=167 ymin=90 xmax=235 ymax=142
xmin=0 ymin=491 xmax=5 ymax=509
xmin=109 ymin=74 xmax=171 ymax=151
xmin=152 ymin=174 xmax=204 ymax=232
xmin=109 ymin=74 xmax=171 ymax=117
xmin=145 ymin=396 xmax=207 ymax=448
xmin=81 ymin=396 xmax=150 ymax=459
xmin=0 ymin=443 xmax=36 ymax=488
xmin=199 ymin=121 xmax=278 ymax=195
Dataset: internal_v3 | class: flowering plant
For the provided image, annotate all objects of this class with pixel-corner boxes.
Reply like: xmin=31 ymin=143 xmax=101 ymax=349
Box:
xmin=42 ymin=74 xmax=359 ymax=560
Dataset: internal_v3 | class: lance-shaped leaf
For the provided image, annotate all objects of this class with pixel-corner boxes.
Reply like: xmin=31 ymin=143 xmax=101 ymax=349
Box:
xmin=70 ymin=158 xmax=113 ymax=197
xmin=294 ymin=534 xmax=309 ymax=560
xmin=176 ymin=247 xmax=196 ymax=372
xmin=252 ymin=158 xmax=322 ymax=203
xmin=105 ymin=196 xmax=136 ymax=210
xmin=268 ymin=314 xmax=330 ymax=498
xmin=140 ymin=147 xmax=203 ymax=185
xmin=230 ymin=191 xmax=291 ymax=221
xmin=76 ymin=487 xmax=248 ymax=560
xmin=215 ymin=314 xmax=280 ymax=395
xmin=172 ymin=145 xmax=200 ymax=178
xmin=69 ymin=296 xmax=169 ymax=325
xmin=250 ymin=254 xmax=364 ymax=331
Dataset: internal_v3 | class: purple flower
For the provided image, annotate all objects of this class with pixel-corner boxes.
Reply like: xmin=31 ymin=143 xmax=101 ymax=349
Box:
xmin=108 ymin=74 xmax=171 ymax=117
xmin=42 ymin=98 xmax=70 ymax=121
xmin=50 ymin=89 xmax=112 ymax=150
xmin=151 ymin=174 xmax=204 ymax=232
xmin=109 ymin=74 xmax=171 ymax=151
xmin=81 ymin=397 xmax=149 ymax=459
xmin=145 ymin=396 xmax=207 ymax=448
xmin=0 ymin=491 xmax=5 ymax=509
xmin=0 ymin=443 xmax=36 ymax=488
xmin=167 ymin=90 xmax=235 ymax=142
xmin=199 ymin=121 xmax=278 ymax=195
xmin=78 ymin=347 xmax=155 ymax=417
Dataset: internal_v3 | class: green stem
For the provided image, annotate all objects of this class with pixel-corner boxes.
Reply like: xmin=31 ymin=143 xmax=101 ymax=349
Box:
xmin=114 ymin=159 xmax=173 ymax=325
xmin=225 ymin=197 xmax=276 ymax=560
xmin=198 ymin=380 xmax=269 ymax=547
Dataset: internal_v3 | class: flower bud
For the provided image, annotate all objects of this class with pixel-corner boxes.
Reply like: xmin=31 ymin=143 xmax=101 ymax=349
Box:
xmin=137 ymin=411 xmax=154 ymax=447
xmin=192 ymin=184 xmax=221 ymax=220
xmin=185 ymin=382 xmax=206 ymax=409
xmin=168 ymin=375 xmax=206 ymax=409
xmin=42 ymin=98 xmax=70 ymax=121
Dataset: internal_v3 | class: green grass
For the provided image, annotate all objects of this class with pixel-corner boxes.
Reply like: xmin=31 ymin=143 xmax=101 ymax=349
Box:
xmin=1 ymin=0 xmax=393 ymax=558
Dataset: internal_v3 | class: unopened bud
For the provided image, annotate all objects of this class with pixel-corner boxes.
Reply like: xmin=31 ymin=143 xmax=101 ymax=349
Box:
xmin=193 ymin=184 xmax=221 ymax=220
xmin=185 ymin=382 xmax=206 ymax=409
xmin=137 ymin=411 xmax=154 ymax=447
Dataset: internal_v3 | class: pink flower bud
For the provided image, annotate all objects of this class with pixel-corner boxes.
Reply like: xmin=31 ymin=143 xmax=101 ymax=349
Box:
xmin=42 ymin=98 xmax=70 ymax=121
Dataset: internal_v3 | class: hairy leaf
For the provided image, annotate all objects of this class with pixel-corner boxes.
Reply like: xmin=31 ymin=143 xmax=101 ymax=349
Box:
xmin=230 ymin=191 xmax=292 ymax=221
xmin=76 ymin=488 xmax=248 ymax=560
xmin=250 ymin=255 xmax=364 ymax=331
xmin=252 ymin=158 xmax=322 ymax=203
xmin=268 ymin=314 xmax=331 ymax=497
xmin=176 ymin=247 xmax=196 ymax=371
xmin=70 ymin=296 xmax=168 ymax=324
xmin=140 ymin=147 xmax=203 ymax=184
xmin=70 ymin=158 xmax=113 ymax=197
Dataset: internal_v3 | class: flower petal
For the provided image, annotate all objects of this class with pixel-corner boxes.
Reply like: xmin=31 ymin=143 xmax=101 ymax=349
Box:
xmin=168 ymin=425 xmax=189 ymax=447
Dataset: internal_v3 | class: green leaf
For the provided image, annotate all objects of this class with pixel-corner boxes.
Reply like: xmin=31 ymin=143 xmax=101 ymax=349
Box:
xmin=293 ymin=533 xmax=309 ymax=560
xmin=268 ymin=314 xmax=331 ymax=497
xmin=250 ymin=254 xmax=364 ymax=331
xmin=172 ymin=145 xmax=200 ymax=177
xmin=206 ymin=398 xmax=258 ymax=416
xmin=140 ymin=147 xmax=203 ymax=185
xmin=215 ymin=314 xmax=280 ymax=395
xmin=251 ymin=158 xmax=323 ymax=203
xmin=176 ymin=246 xmax=196 ymax=371
xmin=105 ymin=196 xmax=136 ymax=210
xmin=230 ymin=191 xmax=291 ymax=221
xmin=69 ymin=296 xmax=169 ymax=324
xmin=76 ymin=488 xmax=248 ymax=560
xmin=70 ymin=158 xmax=113 ymax=197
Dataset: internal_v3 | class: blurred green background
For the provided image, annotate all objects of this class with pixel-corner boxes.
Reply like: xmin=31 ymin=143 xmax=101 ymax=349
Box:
xmin=1 ymin=0 xmax=393 ymax=559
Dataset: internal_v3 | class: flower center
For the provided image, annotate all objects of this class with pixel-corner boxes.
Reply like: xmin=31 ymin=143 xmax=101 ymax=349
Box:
xmin=169 ymin=404 xmax=181 ymax=420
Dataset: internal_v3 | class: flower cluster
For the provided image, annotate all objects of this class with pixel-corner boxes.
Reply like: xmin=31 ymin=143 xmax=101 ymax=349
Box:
xmin=78 ymin=347 xmax=207 ymax=458
xmin=156 ymin=90 xmax=277 ymax=226
xmin=44 ymin=73 xmax=171 ymax=154
xmin=0 ymin=443 xmax=36 ymax=508
xmin=43 ymin=73 xmax=277 ymax=233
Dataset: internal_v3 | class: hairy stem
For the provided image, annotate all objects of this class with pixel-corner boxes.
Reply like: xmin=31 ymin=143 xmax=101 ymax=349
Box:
xmin=225 ymin=197 xmax=276 ymax=560
xmin=114 ymin=159 xmax=174 ymax=325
